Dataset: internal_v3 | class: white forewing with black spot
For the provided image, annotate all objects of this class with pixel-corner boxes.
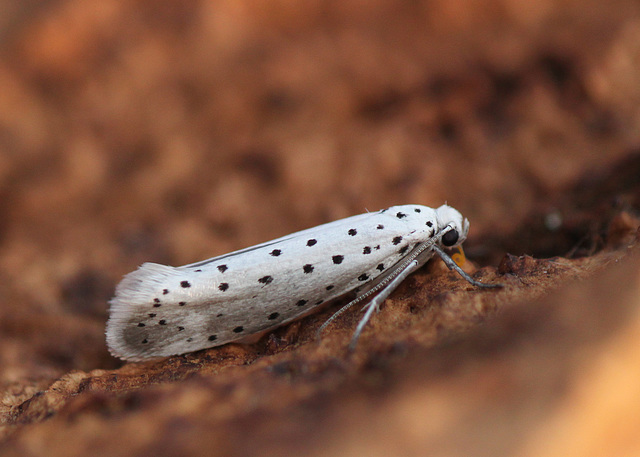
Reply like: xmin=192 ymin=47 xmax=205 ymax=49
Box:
xmin=106 ymin=204 xmax=500 ymax=361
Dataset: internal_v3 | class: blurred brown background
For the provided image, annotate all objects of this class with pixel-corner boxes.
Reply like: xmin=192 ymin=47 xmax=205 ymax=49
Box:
xmin=0 ymin=1 xmax=639 ymax=456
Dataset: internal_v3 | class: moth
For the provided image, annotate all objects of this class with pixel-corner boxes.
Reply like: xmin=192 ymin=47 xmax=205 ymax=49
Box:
xmin=106 ymin=204 xmax=501 ymax=360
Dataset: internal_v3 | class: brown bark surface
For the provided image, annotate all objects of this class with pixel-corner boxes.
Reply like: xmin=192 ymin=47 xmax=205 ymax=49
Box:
xmin=1 ymin=1 xmax=640 ymax=456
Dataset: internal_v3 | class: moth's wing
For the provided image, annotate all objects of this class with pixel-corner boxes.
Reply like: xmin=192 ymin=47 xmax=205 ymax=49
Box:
xmin=183 ymin=211 xmax=378 ymax=268
xmin=107 ymin=212 xmax=384 ymax=360
xmin=107 ymin=206 xmax=438 ymax=361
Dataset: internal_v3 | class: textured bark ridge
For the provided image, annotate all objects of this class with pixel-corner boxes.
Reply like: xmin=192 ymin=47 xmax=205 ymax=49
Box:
xmin=1 ymin=2 xmax=640 ymax=456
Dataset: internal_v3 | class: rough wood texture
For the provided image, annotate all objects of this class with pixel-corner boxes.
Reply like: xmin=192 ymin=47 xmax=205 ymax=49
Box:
xmin=1 ymin=1 xmax=640 ymax=456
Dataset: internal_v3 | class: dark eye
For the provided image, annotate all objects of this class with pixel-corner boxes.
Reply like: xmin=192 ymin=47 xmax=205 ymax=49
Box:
xmin=441 ymin=230 xmax=459 ymax=247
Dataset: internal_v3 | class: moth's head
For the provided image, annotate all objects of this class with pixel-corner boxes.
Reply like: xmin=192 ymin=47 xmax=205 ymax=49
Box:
xmin=435 ymin=205 xmax=469 ymax=248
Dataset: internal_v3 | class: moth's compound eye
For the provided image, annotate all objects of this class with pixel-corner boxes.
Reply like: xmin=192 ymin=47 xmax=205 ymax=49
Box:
xmin=441 ymin=229 xmax=459 ymax=247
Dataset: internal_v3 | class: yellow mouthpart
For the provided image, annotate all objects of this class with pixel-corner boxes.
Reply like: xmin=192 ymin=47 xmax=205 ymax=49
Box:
xmin=451 ymin=245 xmax=466 ymax=267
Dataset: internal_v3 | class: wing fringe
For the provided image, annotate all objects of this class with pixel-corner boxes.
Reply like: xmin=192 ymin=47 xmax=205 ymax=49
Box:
xmin=106 ymin=262 xmax=180 ymax=360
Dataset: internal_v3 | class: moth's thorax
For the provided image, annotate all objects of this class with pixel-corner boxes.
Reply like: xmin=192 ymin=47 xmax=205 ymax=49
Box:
xmin=379 ymin=204 xmax=468 ymax=247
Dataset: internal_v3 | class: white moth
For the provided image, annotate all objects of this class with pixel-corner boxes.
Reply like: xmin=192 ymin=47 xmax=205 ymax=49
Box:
xmin=106 ymin=204 xmax=500 ymax=361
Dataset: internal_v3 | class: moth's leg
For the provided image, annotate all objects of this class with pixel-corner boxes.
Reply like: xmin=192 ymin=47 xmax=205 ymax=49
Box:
xmin=349 ymin=246 xmax=501 ymax=349
xmin=432 ymin=245 xmax=502 ymax=288
xmin=348 ymin=258 xmax=423 ymax=350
